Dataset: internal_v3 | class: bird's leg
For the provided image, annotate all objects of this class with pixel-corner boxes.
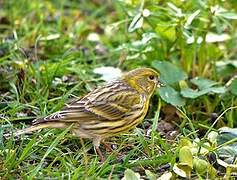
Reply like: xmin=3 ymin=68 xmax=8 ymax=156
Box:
xmin=95 ymin=146 xmax=105 ymax=162
xmin=93 ymin=137 xmax=105 ymax=162
xmin=101 ymin=140 xmax=123 ymax=158
xmin=101 ymin=140 xmax=113 ymax=152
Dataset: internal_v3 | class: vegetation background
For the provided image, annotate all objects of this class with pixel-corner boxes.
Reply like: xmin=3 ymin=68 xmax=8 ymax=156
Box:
xmin=0 ymin=0 xmax=237 ymax=179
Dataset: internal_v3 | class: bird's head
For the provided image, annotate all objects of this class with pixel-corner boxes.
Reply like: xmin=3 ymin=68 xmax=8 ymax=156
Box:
xmin=122 ymin=68 xmax=163 ymax=96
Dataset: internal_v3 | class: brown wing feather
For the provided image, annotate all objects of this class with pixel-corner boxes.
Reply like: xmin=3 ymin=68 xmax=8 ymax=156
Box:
xmin=33 ymin=80 xmax=141 ymax=125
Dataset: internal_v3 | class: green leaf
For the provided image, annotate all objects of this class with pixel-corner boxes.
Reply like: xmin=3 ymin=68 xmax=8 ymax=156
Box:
xmin=181 ymin=88 xmax=206 ymax=98
xmin=218 ymin=11 xmax=237 ymax=20
xmin=182 ymin=89 xmax=201 ymax=99
xmin=156 ymin=23 xmax=176 ymax=42
xmin=216 ymin=127 xmax=237 ymax=163
xmin=216 ymin=60 xmax=237 ymax=68
xmin=159 ymin=86 xmax=185 ymax=106
xmin=181 ymin=77 xmax=226 ymax=98
xmin=210 ymin=87 xmax=226 ymax=93
xmin=185 ymin=10 xmax=201 ymax=27
xmin=167 ymin=2 xmax=183 ymax=17
xmin=193 ymin=157 xmax=209 ymax=175
xmin=115 ymin=33 xmax=158 ymax=53
xmin=152 ymin=61 xmax=187 ymax=85
xmin=131 ymin=32 xmax=159 ymax=47
xmin=179 ymin=138 xmax=193 ymax=148
xmin=123 ymin=169 xmax=141 ymax=180
xmin=145 ymin=170 xmax=157 ymax=180
xmin=217 ymin=127 xmax=237 ymax=145
xmin=179 ymin=146 xmax=193 ymax=168
xmin=140 ymin=32 xmax=159 ymax=44
xmin=216 ymin=60 xmax=237 ymax=77
xmin=230 ymin=78 xmax=237 ymax=95
xmin=128 ymin=13 xmax=143 ymax=33
xmin=173 ymin=163 xmax=191 ymax=178
xmin=181 ymin=87 xmax=226 ymax=99
xmin=191 ymin=77 xmax=218 ymax=90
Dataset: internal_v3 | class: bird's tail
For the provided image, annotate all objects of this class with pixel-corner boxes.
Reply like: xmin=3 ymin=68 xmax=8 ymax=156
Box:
xmin=4 ymin=122 xmax=67 ymax=138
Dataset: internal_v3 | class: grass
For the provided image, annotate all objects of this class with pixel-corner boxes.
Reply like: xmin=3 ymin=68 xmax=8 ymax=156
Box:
xmin=1 ymin=0 xmax=237 ymax=179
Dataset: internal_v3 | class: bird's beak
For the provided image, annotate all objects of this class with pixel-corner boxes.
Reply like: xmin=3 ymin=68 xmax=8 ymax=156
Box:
xmin=157 ymin=79 xmax=165 ymax=88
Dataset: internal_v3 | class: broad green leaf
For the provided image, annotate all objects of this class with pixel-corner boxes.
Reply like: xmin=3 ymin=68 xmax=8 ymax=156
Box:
xmin=156 ymin=23 xmax=176 ymax=42
xmin=193 ymin=157 xmax=209 ymax=175
xmin=145 ymin=170 xmax=157 ymax=180
xmin=122 ymin=169 xmax=141 ymax=180
xmin=191 ymin=77 xmax=218 ymax=90
xmin=216 ymin=127 xmax=237 ymax=164
xmin=216 ymin=60 xmax=237 ymax=77
xmin=181 ymin=88 xmax=203 ymax=98
xmin=207 ymin=131 xmax=218 ymax=145
xmin=218 ymin=11 xmax=237 ymax=20
xmin=173 ymin=163 xmax=191 ymax=178
xmin=152 ymin=61 xmax=187 ymax=85
xmin=210 ymin=87 xmax=226 ymax=93
xmin=179 ymin=146 xmax=193 ymax=168
xmin=230 ymin=78 xmax=237 ymax=95
xmin=128 ymin=13 xmax=143 ymax=33
xmin=217 ymin=127 xmax=237 ymax=144
xmin=159 ymin=86 xmax=185 ymax=106
xmin=213 ymin=6 xmax=237 ymax=19
xmin=216 ymin=60 xmax=237 ymax=68
xmin=181 ymin=76 xmax=226 ymax=98
xmin=179 ymin=138 xmax=192 ymax=148
xmin=181 ymin=87 xmax=226 ymax=98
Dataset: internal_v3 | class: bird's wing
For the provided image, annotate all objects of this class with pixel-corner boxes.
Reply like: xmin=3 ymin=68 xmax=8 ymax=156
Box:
xmin=33 ymin=81 xmax=141 ymax=125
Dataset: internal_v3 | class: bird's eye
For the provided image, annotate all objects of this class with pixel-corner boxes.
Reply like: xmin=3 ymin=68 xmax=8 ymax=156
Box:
xmin=148 ymin=75 xmax=155 ymax=80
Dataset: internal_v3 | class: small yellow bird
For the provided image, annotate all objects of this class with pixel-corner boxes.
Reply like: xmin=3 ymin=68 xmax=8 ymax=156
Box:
xmin=7 ymin=67 xmax=162 ymax=161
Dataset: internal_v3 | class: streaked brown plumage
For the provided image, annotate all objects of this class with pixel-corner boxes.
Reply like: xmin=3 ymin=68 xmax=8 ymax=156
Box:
xmin=8 ymin=67 xmax=162 ymax=160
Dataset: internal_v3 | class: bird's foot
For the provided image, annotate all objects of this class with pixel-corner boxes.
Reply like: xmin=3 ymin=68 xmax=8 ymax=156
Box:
xmin=95 ymin=146 xmax=105 ymax=162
